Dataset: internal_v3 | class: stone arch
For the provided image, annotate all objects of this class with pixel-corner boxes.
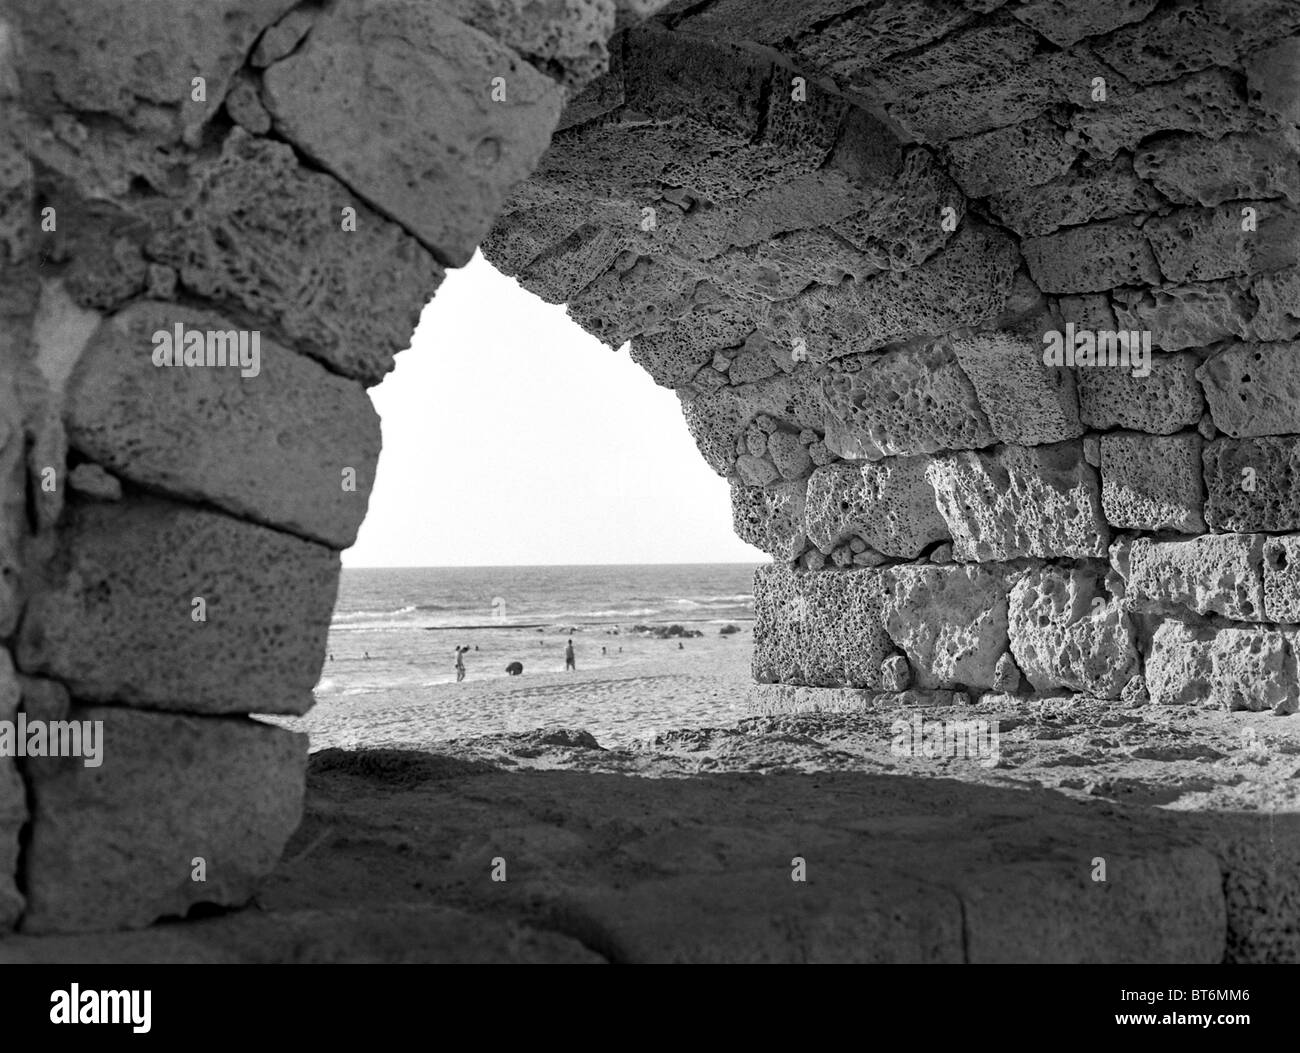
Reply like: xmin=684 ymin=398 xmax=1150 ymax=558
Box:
xmin=1 ymin=0 xmax=1299 ymax=937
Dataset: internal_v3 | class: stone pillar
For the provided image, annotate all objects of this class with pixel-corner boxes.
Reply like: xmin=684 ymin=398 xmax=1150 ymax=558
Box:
xmin=0 ymin=0 xmax=645 ymax=934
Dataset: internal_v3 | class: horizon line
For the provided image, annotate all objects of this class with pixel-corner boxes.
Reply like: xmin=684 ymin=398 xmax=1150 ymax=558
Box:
xmin=340 ymin=559 xmax=764 ymax=570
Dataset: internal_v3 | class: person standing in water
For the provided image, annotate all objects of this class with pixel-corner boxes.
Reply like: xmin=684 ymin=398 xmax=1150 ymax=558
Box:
xmin=564 ymin=638 xmax=576 ymax=672
xmin=455 ymin=646 xmax=467 ymax=683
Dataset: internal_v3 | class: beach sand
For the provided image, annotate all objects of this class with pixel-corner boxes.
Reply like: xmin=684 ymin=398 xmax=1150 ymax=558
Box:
xmin=269 ymin=620 xmax=756 ymax=751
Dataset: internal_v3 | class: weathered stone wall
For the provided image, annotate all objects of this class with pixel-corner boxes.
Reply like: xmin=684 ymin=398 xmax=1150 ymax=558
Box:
xmin=0 ymin=0 xmax=656 ymax=934
xmin=484 ymin=0 xmax=1300 ymax=714
xmin=2 ymin=0 xmax=1299 ymax=940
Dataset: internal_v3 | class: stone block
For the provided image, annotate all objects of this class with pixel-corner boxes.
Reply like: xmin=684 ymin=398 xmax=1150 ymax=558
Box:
xmin=752 ymin=564 xmax=892 ymax=688
xmin=951 ymin=330 xmax=1082 ymax=445
xmin=17 ymin=498 xmax=339 ymax=716
xmin=1069 ymin=69 xmax=1259 ymax=158
xmin=1263 ymin=536 xmax=1300 ymax=622
xmin=1127 ymin=534 xmax=1266 ymax=622
xmin=1197 ymin=342 xmax=1300 ymax=438
xmin=1076 ymin=351 xmax=1203 ymax=434
xmin=943 ymin=116 xmax=1078 ymax=198
xmin=1203 ymin=437 xmax=1300 ymax=532
xmin=20 ymin=706 xmax=307 ymax=934
xmin=1145 ymin=620 xmax=1295 ymax=712
xmin=1146 ymin=202 xmax=1300 ymax=283
xmin=1112 ymin=278 xmax=1254 ymax=351
xmin=1133 ymin=134 xmax=1300 ymax=207
xmin=1252 ymin=268 xmax=1300 ymax=342
xmin=10 ymin=0 xmax=298 ymax=144
xmin=1009 ymin=565 xmax=1138 ymax=698
xmin=0 ymin=650 xmax=25 ymax=930
xmin=926 ymin=442 xmax=1109 ymax=561
xmin=881 ymin=565 xmax=1012 ymax=691
xmin=803 ymin=459 xmax=948 ymax=559
xmin=1100 ymin=432 xmax=1206 ymax=532
xmin=987 ymin=155 xmax=1165 ymax=237
xmin=147 ymin=130 xmax=442 ymax=386
xmin=1010 ymin=0 xmax=1157 ymax=46
xmin=731 ymin=479 xmax=807 ymax=562
xmin=1022 ymin=219 xmax=1161 ymax=293
xmin=262 ymin=0 xmax=563 ymax=266
xmin=822 ymin=342 xmax=994 ymax=460
xmin=66 ymin=301 xmax=380 ymax=548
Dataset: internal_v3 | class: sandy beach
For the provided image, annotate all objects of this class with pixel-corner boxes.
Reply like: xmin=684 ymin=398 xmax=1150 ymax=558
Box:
xmin=269 ymin=620 xmax=756 ymax=751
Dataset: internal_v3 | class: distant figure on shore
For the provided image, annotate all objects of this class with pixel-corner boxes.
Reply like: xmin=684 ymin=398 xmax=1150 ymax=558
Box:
xmin=455 ymin=646 xmax=467 ymax=683
xmin=602 ymin=646 xmax=607 ymax=655
xmin=506 ymin=661 xmax=523 ymax=676
xmin=678 ymin=641 xmax=684 ymax=650
xmin=565 ymin=638 xmax=576 ymax=671
xmin=364 ymin=651 xmax=371 ymax=660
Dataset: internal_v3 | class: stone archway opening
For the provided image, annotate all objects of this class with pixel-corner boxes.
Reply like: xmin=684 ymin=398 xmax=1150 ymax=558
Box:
xmin=3 ymin=0 xmax=1300 ymax=959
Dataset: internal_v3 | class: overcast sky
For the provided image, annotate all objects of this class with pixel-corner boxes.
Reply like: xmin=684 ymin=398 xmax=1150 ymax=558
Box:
xmin=343 ymin=253 xmax=765 ymax=568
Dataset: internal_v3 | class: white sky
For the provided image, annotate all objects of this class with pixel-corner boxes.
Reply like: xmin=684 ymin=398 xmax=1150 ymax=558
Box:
xmin=343 ymin=253 xmax=766 ymax=568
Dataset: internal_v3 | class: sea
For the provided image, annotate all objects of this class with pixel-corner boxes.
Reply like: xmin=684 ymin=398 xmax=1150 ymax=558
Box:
xmin=290 ymin=564 xmax=761 ymax=748
xmin=331 ymin=563 xmax=758 ymax=634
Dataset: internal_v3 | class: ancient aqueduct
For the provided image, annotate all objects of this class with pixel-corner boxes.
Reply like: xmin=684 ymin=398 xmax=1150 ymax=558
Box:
xmin=1 ymin=0 xmax=1299 ymax=940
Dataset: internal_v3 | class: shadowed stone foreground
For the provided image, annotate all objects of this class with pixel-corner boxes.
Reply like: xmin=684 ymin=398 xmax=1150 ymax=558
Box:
xmin=6 ymin=697 xmax=1299 ymax=962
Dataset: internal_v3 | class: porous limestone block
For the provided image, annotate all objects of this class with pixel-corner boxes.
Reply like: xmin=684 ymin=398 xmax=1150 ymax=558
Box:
xmin=1197 ymin=342 xmax=1300 ymax=438
xmin=1203 ymin=437 xmax=1300 ymax=532
xmin=1145 ymin=202 xmax=1300 ymax=283
xmin=803 ymin=459 xmax=949 ymax=559
xmin=1133 ymin=133 xmax=1300 ymax=207
xmin=1095 ymin=6 xmax=1237 ymax=85
xmin=1145 ymin=620 xmax=1295 ymax=712
xmin=731 ymin=479 xmax=807 ymax=562
xmin=951 ymin=330 xmax=1082 ymax=445
xmin=926 ymin=442 xmax=1109 ymax=561
xmin=1021 ymin=219 xmax=1161 ymax=293
xmin=1252 ymin=268 xmax=1300 ymax=342
xmin=632 ymin=309 xmax=754 ymax=389
xmin=881 ymin=565 xmax=1013 ymax=691
xmin=1113 ymin=278 xmax=1253 ymax=351
xmin=1263 ymin=536 xmax=1300 ymax=622
xmin=262 ymin=0 xmax=563 ymax=266
xmin=752 ymin=564 xmax=892 ymax=688
xmin=17 ymin=497 xmax=339 ymax=716
xmin=0 ymin=392 xmax=25 ymax=639
xmin=1069 ymin=70 xmax=1258 ymax=158
xmin=1127 ymin=534 xmax=1266 ymax=622
xmin=1076 ymin=351 xmax=1203 ymax=434
xmin=20 ymin=707 xmax=308 ymax=934
xmin=147 ymin=130 xmax=442 ymax=387
xmin=943 ymin=116 xmax=1078 ymax=198
xmin=65 ymin=301 xmax=380 ymax=549
xmin=1008 ymin=566 xmax=1138 ymax=698
xmin=0 ymin=650 xmax=25 ymax=930
xmin=10 ymin=0 xmax=298 ymax=143
xmin=987 ymin=156 xmax=1165 ymax=237
xmin=1010 ymin=0 xmax=1157 ymax=46
xmin=1245 ymin=36 xmax=1300 ymax=128
xmin=822 ymin=342 xmax=994 ymax=461
xmin=683 ymin=370 xmax=828 ymax=477
xmin=1100 ymin=432 xmax=1206 ymax=532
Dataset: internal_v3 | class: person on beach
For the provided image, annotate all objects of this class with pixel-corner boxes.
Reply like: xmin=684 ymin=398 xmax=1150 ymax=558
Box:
xmin=565 ymin=638 xmax=576 ymax=671
xmin=455 ymin=646 xmax=466 ymax=683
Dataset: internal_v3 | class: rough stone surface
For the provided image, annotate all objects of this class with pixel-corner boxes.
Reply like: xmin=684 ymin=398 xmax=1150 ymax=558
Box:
xmin=1127 ymin=535 xmax=1267 ymax=622
xmin=1076 ymin=351 xmax=1204 ymax=434
xmin=881 ymin=565 xmax=1012 ymax=691
xmin=262 ymin=0 xmax=564 ymax=266
xmin=66 ymin=302 xmax=381 ymax=548
xmin=1100 ymin=432 xmax=1206 ymax=533
xmin=1263 ymin=536 xmax=1300 ymax=623
xmin=951 ymin=330 xmax=1082 ymax=445
xmin=17 ymin=498 xmax=339 ymax=716
xmin=1022 ymin=219 xmax=1162 ymax=293
xmin=1146 ymin=202 xmax=1300 ymax=284
xmin=1197 ymin=342 xmax=1300 ymax=438
xmin=1203 ymin=437 xmax=1300 ymax=532
xmin=0 ymin=650 xmax=25 ymax=930
xmin=1145 ymin=620 xmax=1296 ymax=712
xmin=822 ymin=343 xmax=994 ymax=460
xmin=1133 ymin=134 xmax=1300 ymax=208
xmin=926 ymin=443 xmax=1109 ymax=561
xmin=20 ymin=707 xmax=308 ymax=934
xmin=731 ymin=479 xmax=807 ymax=561
xmin=752 ymin=564 xmax=892 ymax=688
xmin=1009 ymin=566 xmax=1138 ymax=698
xmin=803 ymin=459 xmax=949 ymax=559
